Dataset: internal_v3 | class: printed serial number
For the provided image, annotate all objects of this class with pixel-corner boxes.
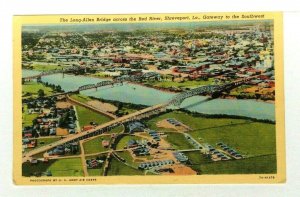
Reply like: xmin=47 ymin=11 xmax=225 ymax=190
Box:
xmin=259 ymin=176 xmax=275 ymax=179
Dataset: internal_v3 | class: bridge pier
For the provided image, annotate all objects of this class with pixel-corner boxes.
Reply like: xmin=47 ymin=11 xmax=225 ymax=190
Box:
xmin=37 ymin=76 xmax=42 ymax=83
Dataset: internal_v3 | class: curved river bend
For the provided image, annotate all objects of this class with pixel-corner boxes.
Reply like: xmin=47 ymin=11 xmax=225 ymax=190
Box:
xmin=22 ymin=70 xmax=275 ymax=121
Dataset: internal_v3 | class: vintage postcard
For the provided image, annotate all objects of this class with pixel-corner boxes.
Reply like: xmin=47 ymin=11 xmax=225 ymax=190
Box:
xmin=13 ymin=12 xmax=285 ymax=185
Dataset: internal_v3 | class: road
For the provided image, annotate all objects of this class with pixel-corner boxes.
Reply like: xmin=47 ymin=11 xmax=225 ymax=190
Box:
xmin=79 ymin=140 xmax=88 ymax=177
xmin=22 ymin=103 xmax=167 ymax=163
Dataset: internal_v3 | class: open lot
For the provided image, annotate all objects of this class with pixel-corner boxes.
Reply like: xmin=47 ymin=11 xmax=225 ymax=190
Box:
xmin=87 ymin=100 xmax=118 ymax=113
xmin=56 ymin=128 xmax=69 ymax=136
xmin=88 ymin=168 xmax=104 ymax=176
xmin=115 ymin=151 xmax=137 ymax=167
xmin=22 ymin=158 xmax=84 ymax=177
xmin=56 ymin=101 xmax=72 ymax=109
xmin=22 ymin=160 xmax=56 ymax=177
xmin=22 ymin=105 xmax=39 ymax=128
xmin=189 ymin=121 xmax=276 ymax=157
xmin=47 ymin=158 xmax=84 ymax=177
xmin=83 ymin=135 xmax=111 ymax=154
xmin=31 ymin=63 xmax=64 ymax=71
xmin=75 ymin=105 xmax=111 ymax=129
xmin=70 ymin=94 xmax=118 ymax=113
xmin=184 ymin=150 xmax=211 ymax=165
xmin=70 ymin=94 xmax=92 ymax=103
xmin=22 ymin=81 xmax=53 ymax=97
xmin=164 ymin=132 xmax=195 ymax=150
xmin=190 ymin=154 xmax=276 ymax=174
xmin=107 ymin=157 xmax=144 ymax=176
xmin=106 ymin=125 xmax=124 ymax=134
xmin=147 ymin=111 xmax=247 ymax=131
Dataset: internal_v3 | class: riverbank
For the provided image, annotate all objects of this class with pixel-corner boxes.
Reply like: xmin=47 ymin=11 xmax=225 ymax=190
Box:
xmin=85 ymin=73 xmax=275 ymax=104
xmin=22 ymin=69 xmax=276 ymax=121
xmin=22 ymin=69 xmax=275 ymax=104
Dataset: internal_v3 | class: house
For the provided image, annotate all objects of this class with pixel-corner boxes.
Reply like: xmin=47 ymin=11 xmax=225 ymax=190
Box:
xmin=127 ymin=122 xmax=145 ymax=133
xmin=132 ymin=146 xmax=150 ymax=156
xmin=101 ymin=140 xmax=110 ymax=148
xmin=30 ymin=159 xmax=38 ymax=164
xmin=173 ymin=152 xmax=188 ymax=163
xmin=68 ymin=129 xmax=76 ymax=134
xmin=127 ymin=139 xmax=138 ymax=148
xmin=82 ymin=125 xmax=94 ymax=131
xmin=86 ymin=159 xmax=104 ymax=168
xmin=138 ymin=160 xmax=174 ymax=170
xmin=49 ymin=128 xmax=56 ymax=135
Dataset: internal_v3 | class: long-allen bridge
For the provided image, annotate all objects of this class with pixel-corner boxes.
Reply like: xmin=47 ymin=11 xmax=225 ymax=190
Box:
xmin=22 ymin=73 xmax=256 ymax=163
xmin=22 ymin=66 xmax=81 ymax=84
xmin=22 ymin=71 xmax=163 ymax=101
xmin=22 ymin=67 xmax=161 ymax=84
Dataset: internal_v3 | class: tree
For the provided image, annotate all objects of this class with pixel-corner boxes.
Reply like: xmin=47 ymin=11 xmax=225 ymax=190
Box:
xmin=59 ymin=111 xmax=71 ymax=128
xmin=37 ymin=89 xmax=45 ymax=97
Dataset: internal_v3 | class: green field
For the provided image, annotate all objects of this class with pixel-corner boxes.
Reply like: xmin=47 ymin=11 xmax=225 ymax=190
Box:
xmin=116 ymin=151 xmax=136 ymax=166
xmin=75 ymin=105 xmax=112 ymax=128
xmin=190 ymin=121 xmax=276 ymax=157
xmin=88 ymin=168 xmax=104 ymax=176
xmin=22 ymin=82 xmax=53 ymax=97
xmin=116 ymin=135 xmax=143 ymax=150
xmin=147 ymin=111 xmax=246 ymax=131
xmin=47 ymin=158 xmax=84 ymax=176
xmin=190 ymin=154 xmax=277 ymax=174
xmin=22 ymin=158 xmax=84 ymax=177
xmin=118 ymin=106 xmax=138 ymax=115
xmin=146 ymin=111 xmax=276 ymax=174
xmin=164 ymin=132 xmax=195 ymax=150
xmin=116 ymin=150 xmax=152 ymax=167
xmin=107 ymin=125 xmax=124 ymax=134
xmin=22 ymin=160 xmax=56 ymax=177
xmin=83 ymin=135 xmax=111 ymax=154
xmin=71 ymin=94 xmax=124 ymax=133
xmin=31 ymin=63 xmax=65 ymax=71
xmin=147 ymin=111 xmax=275 ymax=156
xmin=107 ymin=158 xmax=144 ymax=176
xmin=70 ymin=94 xmax=92 ymax=103
xmin=22 ymin=104 xmax=38 ymax=128
xmin=184 ymin=151 xmax=212 ymax=165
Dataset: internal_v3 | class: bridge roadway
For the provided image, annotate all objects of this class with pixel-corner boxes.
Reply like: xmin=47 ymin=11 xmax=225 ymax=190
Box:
xmin=22 ymin=66 xmax=80 ymax=80
xmin=22 ymin=103 xmax=168 ymax=163
xmin=169 ymin=76 xmax=255 ymax=106
xmin=22 ymin=80 xmax=124 ymax=103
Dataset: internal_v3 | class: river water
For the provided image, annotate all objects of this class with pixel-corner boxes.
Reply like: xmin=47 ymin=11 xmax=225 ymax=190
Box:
xmin=22 ymin=70 xmax=275 ymax=121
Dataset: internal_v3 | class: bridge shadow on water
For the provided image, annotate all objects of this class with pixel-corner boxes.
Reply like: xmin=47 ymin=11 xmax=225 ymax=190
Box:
xmin=190 ymin=121 xmax=254 ymax=132
xmin=179 ymin=97 xmax=255 ymax=132
xmin=181 ymin=97 xmax=215 ymax=109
